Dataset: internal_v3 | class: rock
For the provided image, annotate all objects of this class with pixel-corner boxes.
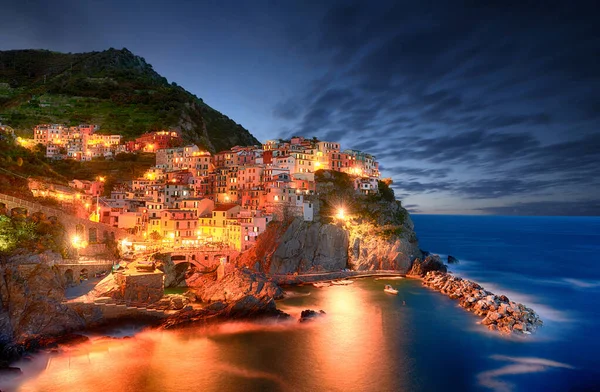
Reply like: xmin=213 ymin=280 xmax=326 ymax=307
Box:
xmin=488 ymin=311 xmax=502 ymax=322
xmin=190 ymin=269 xmax=283 ymax=303
xmin=408 ymin=255 xmax=447 ymax=276
xmin=0 ymin=263 xmax=87 ymax=347
xmin=159 ymin=295 xmax=290 ymax=329
xmin=299 ymin=309 xmax=326 ymax=323
xmin=447 ymin=255 xmax=459 ymax=264
xmin=419 ymin=270 xmax=542 ymax=335
xmin=236 ymin=196 xmax=422 ymax=274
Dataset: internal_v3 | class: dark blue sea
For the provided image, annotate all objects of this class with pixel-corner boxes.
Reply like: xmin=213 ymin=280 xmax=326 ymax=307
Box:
xmin=3 ymin=215 xmax=599 ymax=392
xmin=412 ymin=214 xmax=600 ymax=391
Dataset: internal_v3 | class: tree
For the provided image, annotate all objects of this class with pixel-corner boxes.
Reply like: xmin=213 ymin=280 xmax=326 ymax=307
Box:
xmin=378 ymin=180 xmax=395 ymax=202
xmin=149 ymin=231 xmax=162 ymax=241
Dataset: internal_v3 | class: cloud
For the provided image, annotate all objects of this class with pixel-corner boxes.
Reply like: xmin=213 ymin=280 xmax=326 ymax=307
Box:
xmin=269 ymin=1 xmax=600 ymax=214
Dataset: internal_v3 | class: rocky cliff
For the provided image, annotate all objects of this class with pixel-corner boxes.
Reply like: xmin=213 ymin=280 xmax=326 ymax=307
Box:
xmin=0 ymin=262 xmax=85 ymax=359
xmin=237 ymin=172 xmax=422 ymax=274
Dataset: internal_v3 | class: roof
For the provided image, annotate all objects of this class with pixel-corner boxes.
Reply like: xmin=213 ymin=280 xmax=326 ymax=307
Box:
xmin=213 ymin=203 xmax=240 ymax=211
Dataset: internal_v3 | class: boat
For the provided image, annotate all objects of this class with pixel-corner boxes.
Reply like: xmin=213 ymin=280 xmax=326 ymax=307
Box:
xmin=331 ymin=279 xmax=354 ymax=285
xmin=384 ymin=285 xmax=399 ymax=295
xmin=312 ymin=282 xmax=331 ymax=288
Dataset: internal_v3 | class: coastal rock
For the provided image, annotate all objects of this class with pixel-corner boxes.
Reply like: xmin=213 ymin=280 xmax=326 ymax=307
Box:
xmin=189 ymin=268 xmax=284 ymax=303
xmin=154 ymin=294 xmax=190 ymax=310
xmin=299 ymin=309 xmax=326 ymax=323
xmin=421 ymin=271 xmax=542 ymax=335
xmin=236 ymin=196 xmax=422 ymax=275
xmin=408 ymin=255 xmax=447 ymax=276
xmin=0 ymin=263 xmax=86 ymax=346
xmin=447 ymin=255 xmax=459 ymax=264
xmin=269 ymin=218 xmax=349 ymax=274
xmin=159 ymin=294 xmax=290 ymax=329
xmin=347 ymin=203 xmax=421 ymax=272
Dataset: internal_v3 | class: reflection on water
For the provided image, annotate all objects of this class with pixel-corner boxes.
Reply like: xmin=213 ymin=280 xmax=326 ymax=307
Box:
xmin=5 ymin=282 xmax=399 ymax=392
xmin=0 ymin=278 xmax=586 ymax=392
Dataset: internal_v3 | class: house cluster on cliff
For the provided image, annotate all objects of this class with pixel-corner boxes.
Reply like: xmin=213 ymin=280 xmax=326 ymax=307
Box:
xmin=88 ymin=136 xmax=380 ymax=253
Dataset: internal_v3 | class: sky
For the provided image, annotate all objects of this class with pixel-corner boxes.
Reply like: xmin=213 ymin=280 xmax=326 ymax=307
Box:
xmin=1 ymin=0 xmax=599 ymax=215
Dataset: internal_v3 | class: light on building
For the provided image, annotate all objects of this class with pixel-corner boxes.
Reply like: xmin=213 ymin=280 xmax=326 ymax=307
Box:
xmin=336 ymin=208 xmax=345 ymax=220
xmin=71 ymin=235 xmax=84 ymax=249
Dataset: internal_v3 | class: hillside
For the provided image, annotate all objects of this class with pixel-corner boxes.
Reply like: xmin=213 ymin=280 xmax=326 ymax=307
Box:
xmin=0 ymin=48 xmax=259 ymax=152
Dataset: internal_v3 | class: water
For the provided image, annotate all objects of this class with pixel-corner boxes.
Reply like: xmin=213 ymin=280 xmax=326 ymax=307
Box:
xmin=2 ymin=215 xmax=599 ymax=391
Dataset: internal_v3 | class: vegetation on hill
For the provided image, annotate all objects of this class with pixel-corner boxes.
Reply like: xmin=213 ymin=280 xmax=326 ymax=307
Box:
xmin=0 ymin=48 xmax=259 ymax=152
xmin=314 ymin=170 xmax=406 ymax=227
xmin=0 ymin=212 xmax=67 ymax=257
xmin=0 ymin=134 xmax=154 ymax=200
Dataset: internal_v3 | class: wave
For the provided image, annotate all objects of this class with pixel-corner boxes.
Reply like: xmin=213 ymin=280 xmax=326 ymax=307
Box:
xmin=477 ymin=355 xmax=574 ymax=392
xmin=562 ymin=278 xmax=600 ymax=289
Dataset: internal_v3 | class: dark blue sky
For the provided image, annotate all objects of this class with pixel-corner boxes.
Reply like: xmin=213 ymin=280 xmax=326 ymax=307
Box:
xmin=1 ymin=0 xmax=599 ymax=215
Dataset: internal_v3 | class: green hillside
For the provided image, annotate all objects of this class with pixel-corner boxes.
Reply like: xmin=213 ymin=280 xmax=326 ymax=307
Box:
xmin=0 ymin=48 xmax=259 ymax=152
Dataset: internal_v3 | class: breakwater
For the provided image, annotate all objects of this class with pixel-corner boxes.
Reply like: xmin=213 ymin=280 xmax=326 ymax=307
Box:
xmin=422 ymin=271 xmax=543 ymax=334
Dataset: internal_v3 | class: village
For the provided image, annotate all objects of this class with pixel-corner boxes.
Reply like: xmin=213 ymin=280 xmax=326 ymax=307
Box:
xmin=17 ymin=124 xmax=382 ymax=267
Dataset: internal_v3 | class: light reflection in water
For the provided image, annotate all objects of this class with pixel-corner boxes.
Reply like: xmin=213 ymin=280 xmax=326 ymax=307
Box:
xmin=6 ymin=282 xmax=404 ymax=392
xmin=307 ymin=285 xmax=391 ymax=391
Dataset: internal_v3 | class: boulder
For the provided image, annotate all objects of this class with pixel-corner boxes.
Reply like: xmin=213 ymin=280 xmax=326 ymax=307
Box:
xmin=159 ymin=295 xmax=290 ymax=329
xmin=299 ymin=309 xmax=326 ymax=323
xmin=191 ymin=269 xmax=283 ymax=303
xmin=447 ymin=255 xmax=459 ymax=264
xmin=408 ymin=255 xmax=447 ymax=276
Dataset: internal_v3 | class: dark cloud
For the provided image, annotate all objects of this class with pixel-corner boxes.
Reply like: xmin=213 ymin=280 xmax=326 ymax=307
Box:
xmin=273 ymin=1 xmax=600 ymax=214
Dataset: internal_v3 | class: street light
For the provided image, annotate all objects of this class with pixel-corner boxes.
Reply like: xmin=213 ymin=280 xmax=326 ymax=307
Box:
xmin=336 ymin=208 xmax=346 ymax=220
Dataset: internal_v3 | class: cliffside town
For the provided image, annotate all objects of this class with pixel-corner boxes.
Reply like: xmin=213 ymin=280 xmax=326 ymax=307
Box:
xmin=12 ymin=128 xmax=397 ymax=273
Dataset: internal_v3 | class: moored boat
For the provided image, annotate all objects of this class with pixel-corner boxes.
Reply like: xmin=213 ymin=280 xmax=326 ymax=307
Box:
xmin=384 ymin=285 xmax=399 ymax=295
xmin=313 ymin=282 xmax=331 ymax=288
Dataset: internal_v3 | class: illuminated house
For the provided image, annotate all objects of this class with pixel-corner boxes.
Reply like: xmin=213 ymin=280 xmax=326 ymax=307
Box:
xmin=197 ymin=204 xmax=241 ymax=247
xmin=127 ymin=131 xmax=182 ymax=152
xmin=156 ymin=145 xmax=205 ymax=171
xmin=160 ymin=209 xmax=198 ymax=246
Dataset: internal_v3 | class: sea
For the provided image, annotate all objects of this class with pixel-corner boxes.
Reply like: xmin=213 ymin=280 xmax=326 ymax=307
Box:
xmin=1 ymin=215 xmax=599 ymax=391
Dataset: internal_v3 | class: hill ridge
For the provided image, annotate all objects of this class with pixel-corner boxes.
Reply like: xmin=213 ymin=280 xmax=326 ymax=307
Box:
xmin=0 ymin=48 xmax=259 ymax=152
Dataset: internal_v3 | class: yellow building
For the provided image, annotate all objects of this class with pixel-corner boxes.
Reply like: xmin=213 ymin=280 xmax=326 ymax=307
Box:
xmin=197 ymin=204 xmax=241 ymax=249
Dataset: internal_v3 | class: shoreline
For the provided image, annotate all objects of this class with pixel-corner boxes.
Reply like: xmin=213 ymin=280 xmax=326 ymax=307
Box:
xmin=1 ymin=267 xmax=541 ymax=368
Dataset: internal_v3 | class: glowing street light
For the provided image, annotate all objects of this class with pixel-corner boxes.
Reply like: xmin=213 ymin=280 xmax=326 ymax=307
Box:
xmin=336 ymin=208 xmax=346 ymax=220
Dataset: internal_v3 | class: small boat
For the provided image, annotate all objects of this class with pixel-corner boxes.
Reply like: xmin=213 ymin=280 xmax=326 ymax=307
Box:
xmin=331 ymin=279 xmax=354 ymax=285
xmin=384 ymin=285 xmax=399 ymax=295
xmin=313 ymin=282 xmax=331 ymax=288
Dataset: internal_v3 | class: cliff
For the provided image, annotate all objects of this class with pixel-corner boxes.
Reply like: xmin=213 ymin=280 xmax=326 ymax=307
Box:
xmin=0 ymin=48 xmax=259 ymax=152
xmin=237 ymin=171 xmax=422 ymax=273
xmin=0 ymin=261 xmax=85 ymax=360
